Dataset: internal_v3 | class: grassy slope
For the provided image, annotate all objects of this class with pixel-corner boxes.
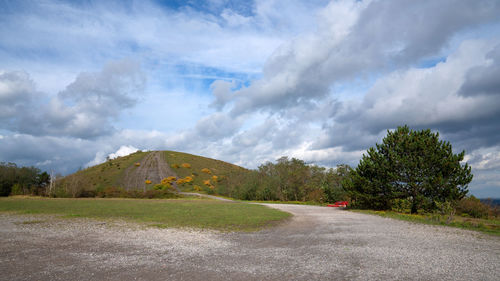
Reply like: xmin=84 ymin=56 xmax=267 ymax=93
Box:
xmin=163 ymin=151 xmax=248 ymax=193
xmin=56 ymin=151 xmax=148 ymax=193
xmin=351 ymin=209 xmax=500 ymax=236
xmin=0 ymin=197 xmax=291 ymax=231
xmin=56 ymin=150 xmax=249 ymax=195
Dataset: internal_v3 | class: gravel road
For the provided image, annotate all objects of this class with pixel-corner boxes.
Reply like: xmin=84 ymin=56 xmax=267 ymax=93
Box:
xmin=1 ymin=204 xmax=499 ymax=281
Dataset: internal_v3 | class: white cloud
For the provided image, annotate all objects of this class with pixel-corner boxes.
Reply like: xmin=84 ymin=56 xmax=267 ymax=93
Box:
xmin=0 ymin=60 xmax=145 ymax=139
xmin=109 ymin=145 xmax=140 ymax=160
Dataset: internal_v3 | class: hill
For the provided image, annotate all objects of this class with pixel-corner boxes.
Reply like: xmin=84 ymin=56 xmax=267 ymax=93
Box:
xmin=54 ymin=150 xmax=248 ymax=197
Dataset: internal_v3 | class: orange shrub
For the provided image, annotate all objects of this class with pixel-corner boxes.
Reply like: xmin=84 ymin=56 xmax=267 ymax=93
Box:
xmin=161 ymin=178 xmax=173 ymax=185
xmin=212 ymin=175 xmax=218 ymax=182
xmin=201 ymin=168 xmax=211 ymax=174
xmin=182 ymin=163 xmax=191 ymax=168
xmin=171 ymin=164 xmax=180 ymax=169
xmin=166 ymin=176 xmax=177 ymax=182
xmin=183 ymin=176 xmax=193 ymax=183
xmin=145 ymin=180 xmax=152 ymax=184
xmin=176 ymin=179 xmax=186 ymax=185
xmin=134 ymin=163 xmax=141 ymax=167
xmin=203 ymin=179 xmax=211 ymax=186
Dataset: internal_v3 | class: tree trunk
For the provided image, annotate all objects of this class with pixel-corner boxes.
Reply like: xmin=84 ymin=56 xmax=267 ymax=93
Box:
xmin=411 ymin=199 xmax=418 ymax=214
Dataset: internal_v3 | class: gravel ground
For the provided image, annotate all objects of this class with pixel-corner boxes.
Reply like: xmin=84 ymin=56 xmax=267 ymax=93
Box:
xmin=1 ymin=204 xmax=499 ymax=281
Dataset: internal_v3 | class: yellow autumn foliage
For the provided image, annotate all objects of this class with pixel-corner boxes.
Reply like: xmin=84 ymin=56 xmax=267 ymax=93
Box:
xmin=161 ymin=178 xmax=174 ymax=185
xmin=145 ymin=180 xmax=152 ymax=184
xmin=181 ymin=163 xmax=191 ymax=168
xmin=134 ymin=163 xmax=141 ymax=167
xmin=212 ymin=175 xmax=218 ymax=182
xmin=201 ymin=168 xmax=211 ymax=174
xmin=203 ymin=179 xmax=211 ymax=186
xmin=183 ymin=176 xmax=193 ymax=183
xmin=171 ymin=164 xmax=179 ymax=169
xmin=166 ymin=176 xmax=177 ymax=182
xmin=176 ymin=179 xmax=186 ymax=185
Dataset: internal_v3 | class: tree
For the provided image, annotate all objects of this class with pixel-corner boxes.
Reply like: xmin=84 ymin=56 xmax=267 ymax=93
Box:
xmin=345 ymin=125 xmax=472 ymax=213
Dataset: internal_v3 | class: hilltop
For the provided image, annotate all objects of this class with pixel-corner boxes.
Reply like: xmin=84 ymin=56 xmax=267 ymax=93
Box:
xmin=55 ymin=150 xmax=248 ymax=197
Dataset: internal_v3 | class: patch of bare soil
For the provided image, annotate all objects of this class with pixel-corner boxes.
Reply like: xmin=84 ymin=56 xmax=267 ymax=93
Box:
xmin=120 ymin=151 xmax=179 ymax=191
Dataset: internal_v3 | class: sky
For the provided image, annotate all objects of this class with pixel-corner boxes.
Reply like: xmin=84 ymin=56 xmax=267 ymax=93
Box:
xmin=1 ymin=0 xmax=500 ymax=198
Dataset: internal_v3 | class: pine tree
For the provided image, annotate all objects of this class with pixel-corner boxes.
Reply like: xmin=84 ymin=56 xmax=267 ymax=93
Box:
xmin=345 ymin=125 xmax=473 ymax=213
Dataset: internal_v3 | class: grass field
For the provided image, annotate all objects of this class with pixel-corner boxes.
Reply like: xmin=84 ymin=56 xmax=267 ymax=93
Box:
xmin=351 ymin=209 xmax=500 ymax=236
xmin=0 ymin=197 xmax=291 ymax=231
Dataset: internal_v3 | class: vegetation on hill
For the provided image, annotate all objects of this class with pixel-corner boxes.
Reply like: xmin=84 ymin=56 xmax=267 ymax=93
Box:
xmin=54 ymin=151 xmax=149 ymax=197
xmin=162 ymin=151 xmax=248 ymax=194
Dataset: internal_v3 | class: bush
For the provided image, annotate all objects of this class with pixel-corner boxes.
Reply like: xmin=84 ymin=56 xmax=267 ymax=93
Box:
xmin=392 ymin=198 xmax=412 ymax=213
xmin=10 ymin=184 xmax=23 ymax=196
xmin=456 ymin=196 xmax=490 ymax=219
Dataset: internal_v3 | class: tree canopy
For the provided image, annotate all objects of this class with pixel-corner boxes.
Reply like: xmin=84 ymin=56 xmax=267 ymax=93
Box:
xmin=345 ymin=125 xmax=473 ymax=213
xmin=0 ymin=162 xmax=50 ymax=196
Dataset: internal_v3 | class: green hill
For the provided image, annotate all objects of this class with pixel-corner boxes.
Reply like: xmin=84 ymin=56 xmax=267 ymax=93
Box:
xmin=55 ymin=150 xmax=248 ymax=197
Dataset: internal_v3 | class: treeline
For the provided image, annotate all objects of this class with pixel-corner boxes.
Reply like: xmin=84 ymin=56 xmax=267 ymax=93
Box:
xmin=218 ymin=157 xmax=351 ymax=203
xmin=0 ymin=162 xmax=51 ymax=196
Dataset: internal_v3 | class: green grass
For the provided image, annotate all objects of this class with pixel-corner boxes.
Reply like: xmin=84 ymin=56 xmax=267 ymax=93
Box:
xmin=350 ymin=209 xmax=500 ymax=236
xmin=0 ymin=197 xmax=291 ymax=231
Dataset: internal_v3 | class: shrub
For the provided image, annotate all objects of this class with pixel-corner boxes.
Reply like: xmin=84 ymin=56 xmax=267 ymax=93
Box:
xmin=166 ymin=176 xmax=177 ymax=182
xmin=456 ymin=196 xmax=490 ymax=219
xmin=10 ymin=184 xmax=23 ymax=196
xmin=134 ymin=163 xmax=141 ymax=167
xmin=433 ymin=200 xmax=456 ymax=224
xmin=392 ymin=198 xmax=412 ymax=213
xmin=203 ymin=180 xmax=211 ymax=186
xmin=201 ymin=168 xmax=211 ymax=174
xmin=77 ymin=189 xmax=97 ymax=198
xmin=145 ymin=180 xmax=152 ymax=185
xmin=171 ymin=164 xmax=180 ymax=169
xmin=212 ymin=175 xmax=218 ymax=182
xmin=181 ymin=163 xmax=191 ymax=168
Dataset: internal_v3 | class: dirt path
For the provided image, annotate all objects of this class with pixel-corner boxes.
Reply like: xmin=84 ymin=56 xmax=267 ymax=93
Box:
xmin=121 ymin=151 xmax=180 ymax=191
xmin=179 ymin=192 xmax=236 ymax=202
xmin=1 ymin=205 xmax=499 ymax=280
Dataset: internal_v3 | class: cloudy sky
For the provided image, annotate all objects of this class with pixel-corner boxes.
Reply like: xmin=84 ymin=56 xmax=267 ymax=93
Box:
xmin=1 ymin=0 xmax=499 ymax=197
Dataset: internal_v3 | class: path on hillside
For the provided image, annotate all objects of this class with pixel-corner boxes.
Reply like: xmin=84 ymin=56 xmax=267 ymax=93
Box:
xmin=121 ymin=151 xmax=180 ymax=191
xmin=1 ymin=205 xmax=499 ymax=280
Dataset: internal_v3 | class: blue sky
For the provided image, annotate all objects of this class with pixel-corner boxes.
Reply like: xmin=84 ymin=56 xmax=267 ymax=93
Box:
xmin=1 ymin=0 xmax=500 ymax=197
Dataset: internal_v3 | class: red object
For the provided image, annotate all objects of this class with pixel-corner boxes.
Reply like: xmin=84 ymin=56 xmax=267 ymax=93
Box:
xmin=327 ymin=201 xmax=348 ymax=207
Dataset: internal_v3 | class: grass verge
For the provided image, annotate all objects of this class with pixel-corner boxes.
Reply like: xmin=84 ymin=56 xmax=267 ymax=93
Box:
xmin=0 ymin=197 xmax=291 ymax=232
xmin=350 ymin=209 xmax=500 ymax=236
